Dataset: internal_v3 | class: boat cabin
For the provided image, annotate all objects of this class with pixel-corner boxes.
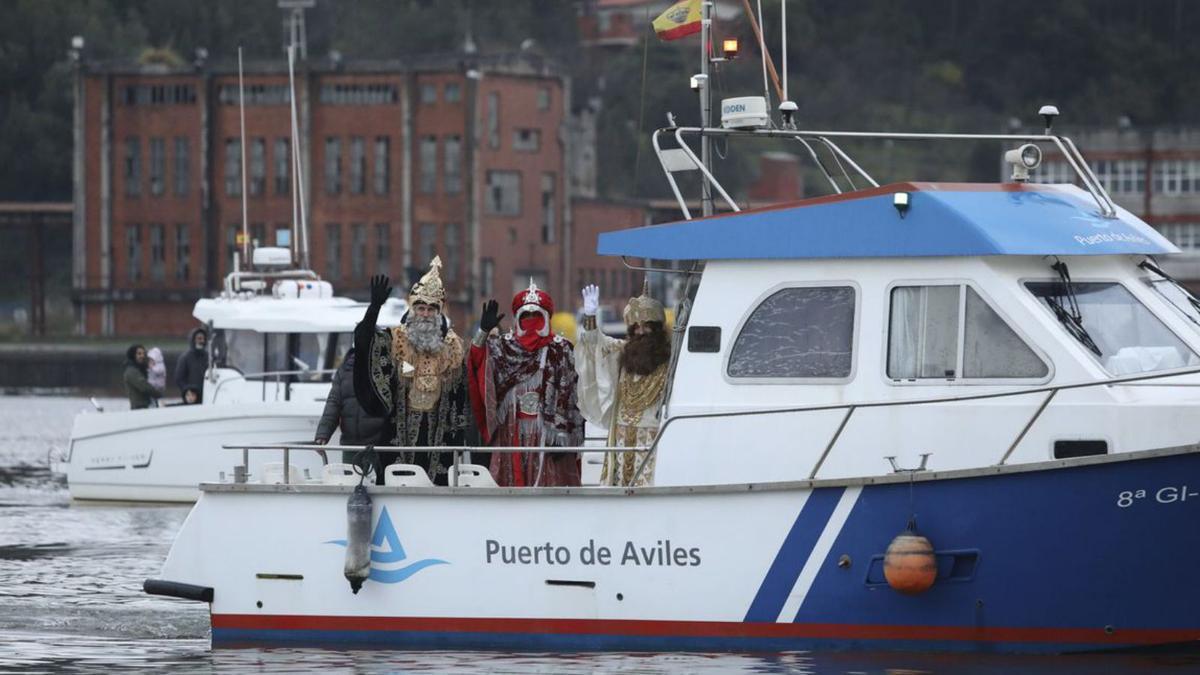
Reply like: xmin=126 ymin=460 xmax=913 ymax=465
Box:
xmin=600 ymin=181 xmax=1200 ymax=486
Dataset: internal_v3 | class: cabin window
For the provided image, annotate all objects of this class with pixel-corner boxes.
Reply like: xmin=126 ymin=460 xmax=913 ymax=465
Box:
xmin=888 ymin=285 xmax=1047 ymax=380
xmin=1026 ymin=281 xmax=1199 ymax=375
xmin=727 ymin=286 xmax=856 ymax=380
xmin=1145 ymin=276 xmax=1200 ymax=330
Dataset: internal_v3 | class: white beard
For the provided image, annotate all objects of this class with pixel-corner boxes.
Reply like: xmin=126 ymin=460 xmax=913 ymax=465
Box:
xmin=407 ymin=314 xmax=444 ymax=353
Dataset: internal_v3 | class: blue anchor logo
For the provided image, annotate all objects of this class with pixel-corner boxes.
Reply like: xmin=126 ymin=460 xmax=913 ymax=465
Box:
xmin=325 ymin=506 xmax=449 ymax=583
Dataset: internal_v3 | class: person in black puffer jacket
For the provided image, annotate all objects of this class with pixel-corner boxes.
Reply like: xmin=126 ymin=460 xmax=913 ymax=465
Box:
xmin=315 ymin=349 xmax=387 ymax=462
xmin=174 ymin=327 xmax=209 ymax=403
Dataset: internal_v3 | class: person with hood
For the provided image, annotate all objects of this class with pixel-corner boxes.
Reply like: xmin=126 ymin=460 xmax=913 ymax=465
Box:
xmin=314 ymin=348 xmax=386 ymax=462
xmin=124 ymin=344 xmax=162 ymax=410
xmin=175 ymin=327 xmax=209 ymax=404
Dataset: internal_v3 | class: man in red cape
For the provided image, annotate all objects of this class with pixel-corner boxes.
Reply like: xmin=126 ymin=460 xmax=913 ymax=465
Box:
xmin=467 ymin=281 xmax=584 ymax=486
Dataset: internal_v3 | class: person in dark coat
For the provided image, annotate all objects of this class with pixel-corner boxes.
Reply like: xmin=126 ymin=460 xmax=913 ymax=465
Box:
xmin=315 ymin=349 xmax=387 ymax=467
xmin=124 ymin=344 xmax=162 ymax=410
xmin=174 ymin=327 xmax=209 ymax=404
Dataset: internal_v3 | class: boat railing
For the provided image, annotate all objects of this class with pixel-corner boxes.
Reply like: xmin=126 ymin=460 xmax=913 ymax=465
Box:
xmin=638 ymin=364 xmax=1200 ymax=484
xmin=222 ymin=268 xmax=320 ymax=295
xmin=219 ymin=443 xmax=648 ymax=488
xmin=210 ymin=368 xmax=337 ymax=403
xmin=653 ymin=126 xmax=1118 ymax=220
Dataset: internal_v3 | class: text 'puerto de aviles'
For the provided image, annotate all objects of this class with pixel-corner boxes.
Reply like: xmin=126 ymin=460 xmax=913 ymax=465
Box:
xmin=485 ymin=539 xmax=702 ymax=567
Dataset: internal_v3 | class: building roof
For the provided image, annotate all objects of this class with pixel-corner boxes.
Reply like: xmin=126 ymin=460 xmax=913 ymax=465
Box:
xmin=597 ymin=182 xmax=1177 ymax=261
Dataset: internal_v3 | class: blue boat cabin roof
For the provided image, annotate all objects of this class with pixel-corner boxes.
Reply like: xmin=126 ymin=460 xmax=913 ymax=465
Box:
xmin=597 ymin=182 xmax=1177 ymax=261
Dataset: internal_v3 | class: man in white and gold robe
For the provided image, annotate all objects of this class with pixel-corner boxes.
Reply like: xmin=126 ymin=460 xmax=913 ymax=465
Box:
xmin=576 ymin=281 xmax=671 ymax=486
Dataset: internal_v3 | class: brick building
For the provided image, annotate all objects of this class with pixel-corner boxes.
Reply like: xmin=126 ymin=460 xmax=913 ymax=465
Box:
xmin=1028 ymin=127 xmax=1200 ymax=285
xmin=72 ymin=51 xmax=649 ymax=335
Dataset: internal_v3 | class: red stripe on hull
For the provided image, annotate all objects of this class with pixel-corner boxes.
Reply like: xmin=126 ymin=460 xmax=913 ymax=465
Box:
xmin=212 ymin=614 xmax=1200 ymax=646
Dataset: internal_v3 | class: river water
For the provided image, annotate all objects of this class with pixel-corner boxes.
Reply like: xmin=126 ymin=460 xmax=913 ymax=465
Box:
xmin=0 ymin=394 xmax=1195 ymax=674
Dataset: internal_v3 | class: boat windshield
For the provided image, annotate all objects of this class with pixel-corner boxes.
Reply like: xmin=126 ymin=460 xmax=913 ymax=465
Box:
xmin=213 ymin=329 xmax=351 ymax=381
xmin=1025 ymin=281 xmax=1200 ymax=375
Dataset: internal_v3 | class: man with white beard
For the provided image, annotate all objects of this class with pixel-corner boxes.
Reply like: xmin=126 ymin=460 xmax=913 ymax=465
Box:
xmin=353 ymin=257 xmax=469 ymax=485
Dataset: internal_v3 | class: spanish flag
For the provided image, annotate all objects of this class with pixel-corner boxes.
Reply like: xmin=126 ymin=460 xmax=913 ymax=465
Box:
xmin=652 ymin=0 xmax=702 ymax=41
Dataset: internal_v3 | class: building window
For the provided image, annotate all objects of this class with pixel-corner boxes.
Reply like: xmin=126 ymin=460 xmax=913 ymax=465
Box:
xmin=537 ymin=87 xmax=551 ymax=111
xmin=513 ymin=128 xmax=540 ymax=152
xmin=250 ymin=222 xmax=266 ymax=248
xmin=124 ymin=138 xmax=141 ymax=197
xmin=274 ymin=224 xmax=291 ymax=248
xmin=419 ymin=136 xmax=437 ymax=193
xmin=123 ymin=84 xmax=196 ymax=106
xmin=349 ymin=136 xmax=366 ymax=195
xmin=373 ymin=136 xmax=390 ymax=195
xmin=318 ymin=83 xmax=398 ymax=105
xmin=149 ymin=223 xmax=165 ymax=282
xmin=174 ymin=223 xmax=190 ymax=281
xmin=224 ymin=138 xmax=241 ymax=196
xmin=326 ymin=224 xmax=341 ymax=280
xmin=419 ymin=223 xmax=437 ymax=267
xmin=482 ymin=258 xmax=495 ymax=298
xmin=173 ymin=137 xmax=190 ymax=197
xmin=444 ymin=82 xmax=461 ymax=103
xmin=540 ymin=173 xmax=556 ymax=243
xmin=324 ymin=137 xmax=341 ymax=195
xmin=226 ymin=224 xmax=239 ymax=272
xmin=728 ymin=286 xmax=857 ymax=379
xmin=1159 ymin=223 xmax=1200 ymax=251
xmin=420 ymin=83 xmax=437 ymax=104
xmin=217 ymin=84 xmax=289 ymax=106
xmin=445 ymin=222 xmax=460 ymax=283
xmin=127 ymin=224 xmax=142 ymax=282
xmin=486 ymin=171 xmax=521 ymax=216
xmin=249 ymin=138 xmax=266 ymax=196
xmin=444 ymin=135 xmax=462 ymax=194
xmin=351 ymin=223 xmax=367 ymax=281
xmin=487 ymin=92 xmax=500 ymax=149
xmin=149 ymin=138 xmax=165 ymax=196
xmin=375 ymin=222 xmax=390 ymax=275
xmin=274 ymin=138 xmax=290 ymax=195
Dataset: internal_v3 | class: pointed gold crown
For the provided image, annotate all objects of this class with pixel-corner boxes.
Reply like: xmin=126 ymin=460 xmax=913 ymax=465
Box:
xmin=409 ymin=255 xmax=445 ymax=307
xmin=623 ymin=279 xmax=665 ymax=325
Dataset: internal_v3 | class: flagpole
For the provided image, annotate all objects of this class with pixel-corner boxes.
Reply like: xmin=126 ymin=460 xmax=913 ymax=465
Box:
xmin=700 ymin=0 xmax=712 ymax=217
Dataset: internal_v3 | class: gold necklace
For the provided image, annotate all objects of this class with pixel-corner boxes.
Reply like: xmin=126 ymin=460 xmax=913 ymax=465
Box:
xmin=619 ymin=363 xmax=668 ymax=416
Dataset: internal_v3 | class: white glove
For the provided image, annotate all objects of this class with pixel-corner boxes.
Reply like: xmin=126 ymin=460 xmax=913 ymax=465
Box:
xmin=581 ymin=284 xmax=600 ymax=316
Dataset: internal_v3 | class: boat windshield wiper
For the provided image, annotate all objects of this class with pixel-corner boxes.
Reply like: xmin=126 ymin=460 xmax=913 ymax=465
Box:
xmin=1046 ymin=260 xmax=1103 ymax=357
xmin=1139 ymin=258 xmax=1200 ymax=323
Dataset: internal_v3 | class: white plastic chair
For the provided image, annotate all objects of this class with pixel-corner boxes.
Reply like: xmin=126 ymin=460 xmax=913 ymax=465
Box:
xmin=322 ymin=463 xmax=361 ymax=486
xmin=260 ymin=461 xmax=304 ymax=485
xmin=384 ymin=463 xmax=434 ymax=487
xmin=449 ymin=463 xmax=498 ymax=487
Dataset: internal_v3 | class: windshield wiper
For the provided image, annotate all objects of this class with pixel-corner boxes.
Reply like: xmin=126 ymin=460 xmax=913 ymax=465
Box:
xmin=1046 ymin=260 xmax=1102 ymax=357
xmin=1139 ymin=258 xmax=1200 ymax=321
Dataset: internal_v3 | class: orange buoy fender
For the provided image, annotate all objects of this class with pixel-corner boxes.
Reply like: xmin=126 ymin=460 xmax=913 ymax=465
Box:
xmin=883 ymin=522 xmax=937 ymax=595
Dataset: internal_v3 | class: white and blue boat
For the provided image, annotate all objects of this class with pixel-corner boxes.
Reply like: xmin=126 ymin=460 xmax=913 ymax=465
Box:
xmin=144 ymin=10 xmax=1200 ymax=653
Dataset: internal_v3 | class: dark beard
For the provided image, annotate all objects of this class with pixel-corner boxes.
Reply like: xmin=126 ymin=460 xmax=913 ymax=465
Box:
xmin=407 ymin=314 xmax=444 ymax=353
xmin=620 ymin=326 xmax=671 ymax=376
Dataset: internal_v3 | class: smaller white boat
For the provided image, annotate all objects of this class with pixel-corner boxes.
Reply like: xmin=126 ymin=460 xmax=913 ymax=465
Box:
xmin=63 ymin=261 xmax=405 ymax=502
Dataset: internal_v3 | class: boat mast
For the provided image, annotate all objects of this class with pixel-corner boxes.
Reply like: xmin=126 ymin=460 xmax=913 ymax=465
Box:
xmin=238 ymin=47 xmax=250 ymax=270
xmin=287 ymin=44 xmax=311 ymax=270
xmin=700 ymin=0 xmax=712 ymax=217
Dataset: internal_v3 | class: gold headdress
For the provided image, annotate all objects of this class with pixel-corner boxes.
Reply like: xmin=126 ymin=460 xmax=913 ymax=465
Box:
xmin=409 ymin=256 xmax=445 ymax=308
xmin=623 ymin=279 xmax=665 ymax=325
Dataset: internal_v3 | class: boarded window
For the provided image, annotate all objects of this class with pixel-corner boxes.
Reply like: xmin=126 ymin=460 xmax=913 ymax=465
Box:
xmin=728 ymin=286 xmax=856 ymax=379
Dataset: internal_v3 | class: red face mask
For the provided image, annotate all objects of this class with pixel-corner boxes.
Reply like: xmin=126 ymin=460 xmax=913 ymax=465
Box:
xmin=515 ymin=312 xmax=552 ymax=352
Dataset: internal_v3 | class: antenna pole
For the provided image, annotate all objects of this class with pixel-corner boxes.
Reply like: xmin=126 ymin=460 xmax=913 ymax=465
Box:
xmin=238 ymin=47 xmax=249 ymax=269
xmin=755 ymin=0 xmax=770 ymax=108
xmin=700 ymin=0 xmax=713 ymax=217
xmin=781 ymin=0 xmax=787 ymax=101
xmin=287 ymin=45 xmax=311 ymax=270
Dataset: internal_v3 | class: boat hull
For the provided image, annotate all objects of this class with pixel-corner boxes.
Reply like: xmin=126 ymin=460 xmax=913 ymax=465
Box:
xmin=156 ymin=448 xmax=1200 ymax=653
xmin=67 ymin=403 xmax=327 ymax=502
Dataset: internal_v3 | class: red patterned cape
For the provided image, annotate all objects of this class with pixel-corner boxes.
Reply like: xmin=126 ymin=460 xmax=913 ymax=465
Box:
xmin=468 ymin=332 xmax=584 ymax=486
